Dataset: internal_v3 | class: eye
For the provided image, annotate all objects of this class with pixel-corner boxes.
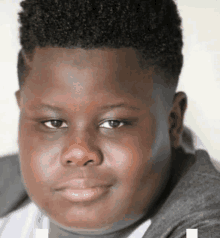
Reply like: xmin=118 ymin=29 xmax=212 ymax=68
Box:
xmin=99 ymin=120 xmax=127 ymax=129
xmin=42 ymin=120 xmax=68 ymax=129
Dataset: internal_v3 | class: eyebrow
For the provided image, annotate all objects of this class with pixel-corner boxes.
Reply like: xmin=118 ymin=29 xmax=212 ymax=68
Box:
xmin=27 ymin=104 xmax=64 ymax=112
xmin=100 ymin=103 xmax=141 ymax=111
xmin=28 ymin=103 xmax=141 ymax=112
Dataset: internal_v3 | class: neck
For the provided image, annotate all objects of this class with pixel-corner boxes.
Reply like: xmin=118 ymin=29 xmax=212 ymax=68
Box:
xmin=49 ymin=215 xmax=151 ymax=238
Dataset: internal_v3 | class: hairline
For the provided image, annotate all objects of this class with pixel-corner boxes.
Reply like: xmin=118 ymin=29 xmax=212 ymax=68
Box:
xmin=18 ymin=46 xmax=178 ymax=110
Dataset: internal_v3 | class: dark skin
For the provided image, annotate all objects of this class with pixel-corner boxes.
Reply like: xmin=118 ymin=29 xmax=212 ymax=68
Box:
xmin=15 ymin=47 xmax=187 ymax=236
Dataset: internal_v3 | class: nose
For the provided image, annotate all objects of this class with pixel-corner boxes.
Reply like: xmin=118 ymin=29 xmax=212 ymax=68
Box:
xmin=60 ymin=130 xmax=102 ymax=167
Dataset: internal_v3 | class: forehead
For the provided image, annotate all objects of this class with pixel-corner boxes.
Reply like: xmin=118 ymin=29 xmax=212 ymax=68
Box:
xmin=22 ymin=47 xmax=156 ymax=104
xmin=29 ymin=47 xmax=145 ymax=70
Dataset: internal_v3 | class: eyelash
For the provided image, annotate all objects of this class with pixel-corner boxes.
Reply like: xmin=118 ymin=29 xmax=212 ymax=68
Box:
xmin=41 ymin=119 xmax=132 ymax=130
xmin=41 ymin=120 xmax=68 ymax=129
xmin=99 ymin=120 xmax=132 ymax=129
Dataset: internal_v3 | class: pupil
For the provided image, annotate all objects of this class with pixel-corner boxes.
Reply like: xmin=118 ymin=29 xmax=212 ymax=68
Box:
xmin=51 ymin=120 xmax=62 ymax=127
xmin=110 ymin=120 xmax=120 ymax=127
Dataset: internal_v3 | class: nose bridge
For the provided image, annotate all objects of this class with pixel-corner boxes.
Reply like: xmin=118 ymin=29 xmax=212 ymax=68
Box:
xmin=67 ymin=128 xmax=94 ymax=152
xmin=61 ymin=127 xmax=101 ymax=166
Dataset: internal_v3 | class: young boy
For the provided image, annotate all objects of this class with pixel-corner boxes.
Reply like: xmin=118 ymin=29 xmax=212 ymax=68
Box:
xmin=0 ymin=0 xmax=220 ymax=237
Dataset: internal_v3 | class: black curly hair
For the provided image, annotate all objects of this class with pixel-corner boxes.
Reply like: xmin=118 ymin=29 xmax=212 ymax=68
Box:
xmin=17 ymin=0 xmax=183 ymax=93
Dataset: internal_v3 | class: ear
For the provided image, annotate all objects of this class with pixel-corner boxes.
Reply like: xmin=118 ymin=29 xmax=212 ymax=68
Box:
xmin=168 ymin=91 xmax=187 ymax=148
xmin=21 ymin=49 xmax=32 ymax=67
xmin=15 ymin=90 xmax=21 ymax=109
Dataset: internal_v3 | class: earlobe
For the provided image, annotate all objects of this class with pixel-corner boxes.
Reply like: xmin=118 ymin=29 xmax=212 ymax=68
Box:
xmin=15 ymin=90 xmax=21 ymax=108
xmin=21 ymin=49 xmax=32 ymax=67
xmin=169 ymin=91 xmax=187 ymax=148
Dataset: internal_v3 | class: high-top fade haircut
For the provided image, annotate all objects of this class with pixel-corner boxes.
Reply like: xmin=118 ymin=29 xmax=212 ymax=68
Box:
xmin=17 ymin=0 xmax=183 ymax=94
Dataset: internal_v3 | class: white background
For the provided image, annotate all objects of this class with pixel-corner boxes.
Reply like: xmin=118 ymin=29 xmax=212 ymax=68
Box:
xmin=0 ymin=0 xmax=220 ymax=162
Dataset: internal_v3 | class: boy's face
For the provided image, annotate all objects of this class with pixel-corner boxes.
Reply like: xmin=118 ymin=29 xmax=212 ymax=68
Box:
xmin=16 ymin=48 xmax=175 ymax=234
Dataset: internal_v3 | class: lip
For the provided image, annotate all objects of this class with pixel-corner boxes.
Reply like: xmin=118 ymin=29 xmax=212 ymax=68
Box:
xmin=55 ymin=179 xmax=112 ymax=190
xmin=55 ymin=179 xmax=112 ymax=202
xmin=58 ymin=187 xmax=110 ymax=202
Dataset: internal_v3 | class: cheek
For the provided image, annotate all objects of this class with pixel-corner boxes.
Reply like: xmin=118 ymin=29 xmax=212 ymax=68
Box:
xmin=18 ymin=122 xmax=63 ymax=194
xmin=102 ymin=133 xmax=154 ymax=188
xmin=19 ymin=120 xmax=62 ymax=158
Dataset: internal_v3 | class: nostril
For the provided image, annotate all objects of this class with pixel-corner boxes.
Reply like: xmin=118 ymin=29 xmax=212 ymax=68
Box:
xmin=84 ymin=160 xmax=94 ymax=166
xmin=66 ymin=159 xmax=94 ymax=166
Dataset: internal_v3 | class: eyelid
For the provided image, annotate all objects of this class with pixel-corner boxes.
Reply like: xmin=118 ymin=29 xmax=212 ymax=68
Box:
xmin=40 ymin=118 xmax=135 ymax=130
xmin=42 ymin=120 xmax=68 ymax=129
xmin=99 ymin=121 xmax=123 ymax=128
xmin=99 ymin=119 xmax=132 ymax=129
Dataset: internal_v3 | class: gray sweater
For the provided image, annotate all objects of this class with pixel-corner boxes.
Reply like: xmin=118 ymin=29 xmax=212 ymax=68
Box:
xmin=0 ymin=147 xmax=220 ymax=237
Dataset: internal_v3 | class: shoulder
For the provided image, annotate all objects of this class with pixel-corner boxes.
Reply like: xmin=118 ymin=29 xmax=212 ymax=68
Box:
xmin=0 ymin=202 xmax=45 ymax=237
xmin=0 ymin=154 xmax=30 ymax=218
xmin=0 ymin=153 xmax=20 ymax=174
xmin=145 ymin=149 xmax=220 ymax=238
